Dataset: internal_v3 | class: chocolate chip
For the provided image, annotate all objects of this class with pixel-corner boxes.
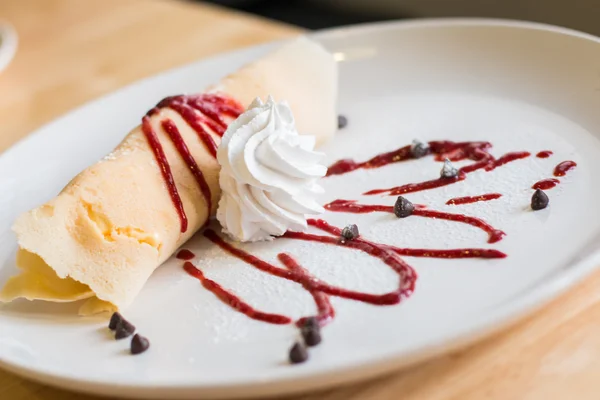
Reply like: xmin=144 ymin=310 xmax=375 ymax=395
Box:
xmin=394 ymin=196 xmax=414 ymax=218
xmin=531 ymin=189 xmax=549 ymax=210
xmin=108 ymin=312 xmax=123 ymax=330
xmin=411 ymin=140 xmax=429 ymax=158
xmin=440 ymin=158 xmax=458 ymax=178
xmin=302 ymin=328 xmax=322 ymax=347
xmin=341 ymin=224 xmax=359 ymax=241
xmin=115 ymin=319 xmax=136 ymax=340
xmin=289 ymin=341 xmax=308 ymax=364
xmin=300 ymin=317 xmax=322 ymax=347
xmin=130 ymin=334 xmax=150 ymax=355
xmin=338 ymin=115 xmax=348 ymax=129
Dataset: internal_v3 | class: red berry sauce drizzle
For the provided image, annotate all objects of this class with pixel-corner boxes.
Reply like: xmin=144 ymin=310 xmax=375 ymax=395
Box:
xmin=337 ymin=141 xmax=533 ymax=196
xmin=141 ymin=102 xmax=576 ymax=328
xmin=554 ymin=161 xmax=577 ymax=177
xmin=141 ymin=94 xmax=244 ymax=232
xmin=532 ymin=178 xmax=560 ymax=190
xmin=531 ymin=160 xmax=578 ymax=190
xmin=176 ymin=249 xmax=195 ymax=261
xmin=536 ymin=150 xmax=553 ymax=158
xmin=324 ymin=199 xmax=505 ymax=243
xmin=446 ymin=193 xmax=502 ymax=206
xmin=182 ymin=219 xmax=505 ymax=327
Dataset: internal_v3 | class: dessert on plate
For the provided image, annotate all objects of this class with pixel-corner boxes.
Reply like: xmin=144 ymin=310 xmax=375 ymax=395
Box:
xmin=0 ymin=27 xmax=581 ymax=366
xmin=0 ymin=37 xmax=338 ymax=314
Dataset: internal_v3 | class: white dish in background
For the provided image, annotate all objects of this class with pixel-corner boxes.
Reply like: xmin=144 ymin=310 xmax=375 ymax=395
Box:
xmin=1 ymin=19 xmax=600 ymax=399
xmin=0 ymin=21 xmax=17 ymax=74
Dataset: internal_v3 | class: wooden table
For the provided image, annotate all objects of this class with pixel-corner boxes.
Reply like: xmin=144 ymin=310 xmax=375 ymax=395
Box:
xmin=2 ymin=0 xmax=600 ymax=399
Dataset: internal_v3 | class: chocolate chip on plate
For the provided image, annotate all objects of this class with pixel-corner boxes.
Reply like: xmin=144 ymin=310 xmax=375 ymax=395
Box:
xmin=302 ymin=327 xmax=322 ymax=347
xmin=115 ymin=319 xmax=136 ymax=340
xmin=394 ymin=196 xmax=415 ymax=218
xmin=338 ymin=115 xmax=348 ymax=129
xmin=130 ymin=334 xmax=150 ymax=355
xmin=300 ymin=317 xmax=322 ymax=347
xmin=289 ymin=341 xmax=309 ymax=364
xmin=440 ymin=158 xmax=459 ymax=179
xmin=108 ymin=312 xmax=123 ymax=330
xmin=410 ymin=140 xmax=429 ymax=159
xmin=531 ymin=189 xmax=549 ymax=210
xmin=341 ymin=224 xmax=359 ymax=241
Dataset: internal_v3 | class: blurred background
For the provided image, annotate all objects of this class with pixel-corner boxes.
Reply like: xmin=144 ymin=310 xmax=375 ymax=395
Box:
xmin=203 ymin=0 xmax=599 ymax=34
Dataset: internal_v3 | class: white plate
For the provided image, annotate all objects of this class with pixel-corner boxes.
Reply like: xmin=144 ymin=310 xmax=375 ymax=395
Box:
xmin=1 ymin=19 xmax=600 ymax=399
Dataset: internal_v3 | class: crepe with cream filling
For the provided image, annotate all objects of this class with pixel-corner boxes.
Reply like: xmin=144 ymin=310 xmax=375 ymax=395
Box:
xmin=0 ymin=37 xmax=338 ymax=314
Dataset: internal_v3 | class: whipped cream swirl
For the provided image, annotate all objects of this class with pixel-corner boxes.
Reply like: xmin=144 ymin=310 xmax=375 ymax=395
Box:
xmin=216 ymin=96 xmax=326 ymax=242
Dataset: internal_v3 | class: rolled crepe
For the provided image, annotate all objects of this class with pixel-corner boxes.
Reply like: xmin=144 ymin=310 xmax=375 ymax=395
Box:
xmin=0 ymin=37 xmax=338 ymax=314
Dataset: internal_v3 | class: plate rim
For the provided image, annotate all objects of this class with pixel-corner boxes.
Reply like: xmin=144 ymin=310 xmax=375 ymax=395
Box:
xmin=1 ymin=17 xmax=600 ymax=399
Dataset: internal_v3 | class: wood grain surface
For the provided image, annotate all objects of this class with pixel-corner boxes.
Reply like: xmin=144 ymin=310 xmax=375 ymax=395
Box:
xmin=1 ymin=1 xmax=600 ymax=399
